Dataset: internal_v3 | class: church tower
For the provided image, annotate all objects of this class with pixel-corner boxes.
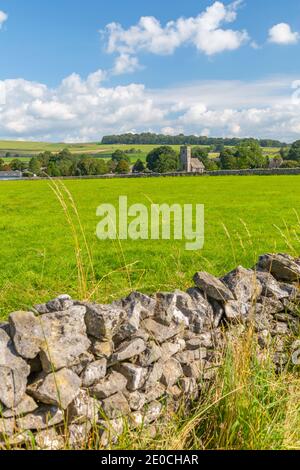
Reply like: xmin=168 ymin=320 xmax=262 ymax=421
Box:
xmin=180 ymin=145 xmax=192 ymax=172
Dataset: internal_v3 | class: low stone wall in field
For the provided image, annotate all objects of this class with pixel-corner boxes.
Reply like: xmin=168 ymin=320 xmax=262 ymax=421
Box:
xmin=1 ymin=253 xmax=300 ymax=449
xmin=19 ymin=167 xmax=300 ymax=181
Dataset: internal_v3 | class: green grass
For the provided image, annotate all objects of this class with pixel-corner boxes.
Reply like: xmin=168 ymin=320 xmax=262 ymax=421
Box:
xmin=0 ymin=175 xmax=299 ymax=319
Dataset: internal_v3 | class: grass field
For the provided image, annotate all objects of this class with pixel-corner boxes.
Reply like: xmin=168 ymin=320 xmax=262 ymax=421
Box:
xmin=0 ymin=174 xmax=299 ymax=319
xmin=0 ymin=174 xmax=300 ymax=451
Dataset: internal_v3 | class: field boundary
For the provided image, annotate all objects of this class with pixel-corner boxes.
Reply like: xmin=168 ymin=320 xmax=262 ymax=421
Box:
xmin=6 ymin=167 xmax=300 ymax=181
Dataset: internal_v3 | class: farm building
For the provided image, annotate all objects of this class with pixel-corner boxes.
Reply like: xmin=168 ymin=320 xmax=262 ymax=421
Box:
xmin=0 ymin=170 xmax=23 ymax=180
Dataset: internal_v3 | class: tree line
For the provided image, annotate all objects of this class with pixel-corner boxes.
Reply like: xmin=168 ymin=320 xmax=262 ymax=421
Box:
xmin=101 ymin=133 xmax=286 ymax=149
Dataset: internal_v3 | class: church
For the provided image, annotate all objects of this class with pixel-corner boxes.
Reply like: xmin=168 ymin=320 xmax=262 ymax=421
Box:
xmin=180 ymin=146 xmax=205 ymax=173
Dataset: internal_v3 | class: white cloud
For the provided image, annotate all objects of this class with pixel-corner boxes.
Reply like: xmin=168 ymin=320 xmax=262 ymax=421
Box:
xmin=161 ymin=126 xmax=184 ymax=136
xmin=0 ymin=72 xmax=300 ymax=142
xmin=0 ymin=10 xmax=8 ymax=28
xmin=268 ymin=23 xmax=299 ymax=45
xmin=103 ymin=1 xmax=249 ymax=74
xmin=113 ymin=53 xmax=141 ymax=75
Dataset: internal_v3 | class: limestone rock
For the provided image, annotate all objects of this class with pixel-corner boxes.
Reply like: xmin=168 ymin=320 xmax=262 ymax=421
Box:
xmin=117 ymin=363 xmax=148 ymax=391
xmin=257 ymin=253 xmax=300 ymax=282
xmin=67 ymin=421 xmax=92 ymax=448
xmin=254 ymin=313 xmax=273 ymax=332
xmin=17 ymin=405 xmax=64 ymax=430
xmin=113 ymin=301 xmax=141 ymax=343
xmin=0 ymin=329 xmax=30 ymax=408
xmin=81 ymin=359 xmax=107 ymax=388
xmin=142 ymin=318 xmax=182 ymax=343
xmin=160 ymin=359 xmax=183 ymax=387
xmin=33 ymin=304 xmax=49 ymax=315
xmin=193 ymin=272 xmax=234 ymax=302
xmin=280 ymin=283 xmax=300 ymax=300
xmin=9 ymin=311 xmax=44 ymax=359
xmin=84 ymin=303 xmax=127 ymax=339
xmin=143 ymin=361 xmax=163 ymax=390
xmin=98 ymin=418 xmax=124 ymax=447
xmin=100 ymin=392 xmax=130 ymax=419
xmin=68 ymin=389 xmax=99 ymax=424
xmin=221 ymin=266 xmax=262 ymax=303
xmin=90 ymin=338 xmax=113 ymax=359
xmin=35 ymin=428 xmax=64 ymax=450
xmin=224 ymin=301 xmax=251 ymax=323
xmin=110 ymin=338 xmax=146 ymax=364
xmin=138 ymin=341 xmax=162 ymax=367
xmin=144 ymin=384 xmax=166 ymax=403
xmin=4 ymin=430 xmax=33 ymax=447
xmin=46 ymin=299 xmax=64 ymax=312
xmin=154 ymin=292 xmax=189 ymax=327
xmin=182 ymin=360 xmax=204 ymax=379
xmin=130 ymin=401 xmax=162 ymax=428
xmin=2 ymin=394 xmax=38 ymax=418
xmin=124 ymin=292 xmax=156 ymax=319
xmin=160 ymin=341 xmax=181 ymax=360
xmin=179 ymin=377 xmax=198 ymax=395
xmin=291 ymin=349 xmax=300 ymax=365
xmin=185 ymin=332 xmax=213 ymax=349
xmin=178 ymin=289 xmax=214 ymax=332
xmin=27 ymin=369 xmax=81 ymax=409
xmin=256 ymin=298 xmax=284 ymax=316
xmin=273 ymin=322 xmax=289 ymax=336
xmin=256 ymin=272 xmax=290 ymax=299
xmin=175 ymin=348 xmax=207 ymax=364
xmin=70 ymin=351 xmax=95 ymax=376
xmin=0 ymin=417 xmax=15 ymax=437
xmin=187 ymin=287 xmax=216 ymax=323
xmin=124 ymin=390 xmax=146 ymax=411
xmin=34 ymin=295 xmax=73 ymax=315
xmin=132 ymin=328 xmax=150 ymax=342
xmin=39 ymin=307 xmax=90 ymax=372
xmin=89 ymin=371 xmax=127 ymax=399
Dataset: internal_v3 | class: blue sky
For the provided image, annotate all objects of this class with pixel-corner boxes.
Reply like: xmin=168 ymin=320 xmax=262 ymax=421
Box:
xmin=0 ymin=0 xmax=300 ymax=142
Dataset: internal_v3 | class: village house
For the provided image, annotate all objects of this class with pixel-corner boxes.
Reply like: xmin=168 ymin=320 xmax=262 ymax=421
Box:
xmin=0 ymin=170 xmax=23 ymax=180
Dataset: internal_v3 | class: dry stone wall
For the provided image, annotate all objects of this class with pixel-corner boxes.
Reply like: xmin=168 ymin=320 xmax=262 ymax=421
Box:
xmin=23 ymin=168 xmax=300 ymax=181
xmin=1 ymin=253 xmax=300 ymax=449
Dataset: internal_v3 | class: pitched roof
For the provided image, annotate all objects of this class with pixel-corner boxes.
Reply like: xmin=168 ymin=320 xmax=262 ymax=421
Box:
xmin=190 ymin=158 xmax=205 ymax=170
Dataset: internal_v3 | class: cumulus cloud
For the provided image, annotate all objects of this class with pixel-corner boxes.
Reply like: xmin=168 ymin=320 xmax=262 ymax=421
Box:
xmin=103 ymin=1 xmax=249 ymax=73
xmin=113 ymin=53 xmax=141 ymax=75
xmin=0 ymin=10 xmax=8 ymax=28
xmin=268 ymin=23 xmax=299 ymax=45
xmin=0 ymin=72 xmax=300 ymax=142
xmin=0 ymin=71 xmax=167 ymax=141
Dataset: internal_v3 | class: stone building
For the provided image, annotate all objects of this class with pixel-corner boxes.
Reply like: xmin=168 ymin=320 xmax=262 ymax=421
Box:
xmin=0 ymin=170 xmax=22 ymax=180
xmin=268 ymin=156 xmax=283 ymax=169
xmin=180 ymin=146 xmax=205 ymax=173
